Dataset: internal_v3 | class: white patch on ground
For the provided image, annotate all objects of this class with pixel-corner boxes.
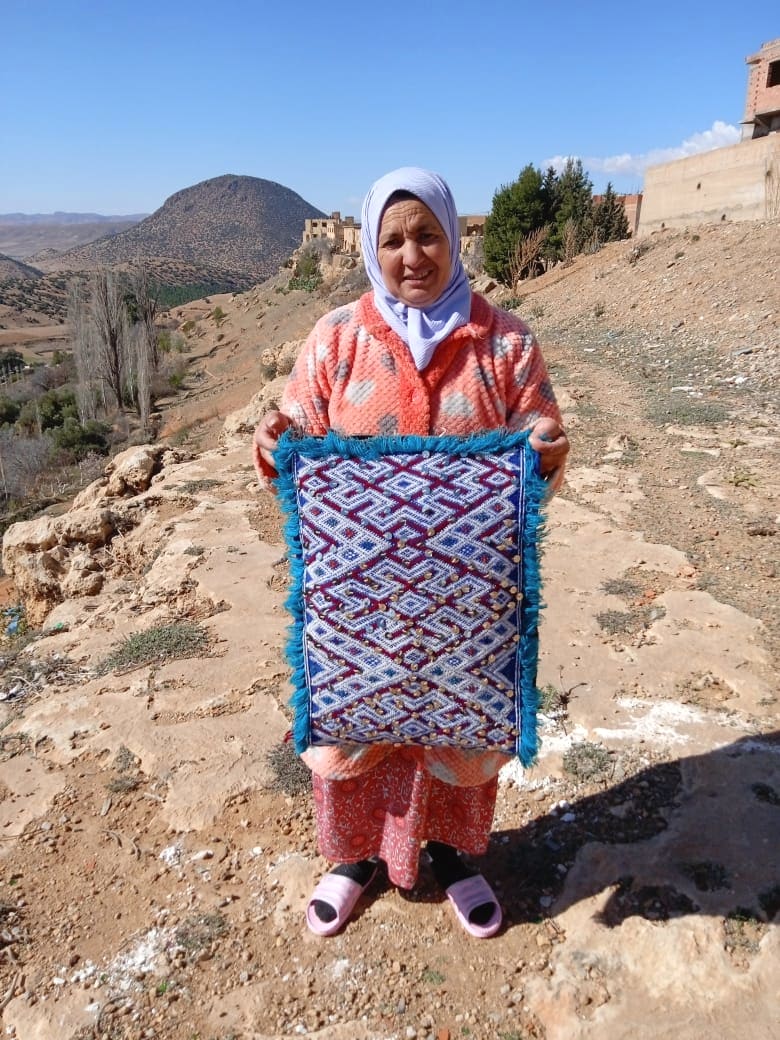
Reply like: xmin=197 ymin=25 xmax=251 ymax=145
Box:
xmin=104 ymin=927 xmax=171 ymax=992
xmin=327 ymin=958 xmax=352 ymax=980
xmin=159 ymin=842 xmax=183 ymax=867
xmin=537 ymin=725 xmax=591 ymax=756
xmin=593 ymin=697 xmax=707 ymax=745
xmin=500 ymin=758 xmax=554 ymax=786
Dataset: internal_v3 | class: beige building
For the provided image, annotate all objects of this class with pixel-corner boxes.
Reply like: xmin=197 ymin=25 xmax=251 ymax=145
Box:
xmin=302 ymin=212 xmax=359 ymax=252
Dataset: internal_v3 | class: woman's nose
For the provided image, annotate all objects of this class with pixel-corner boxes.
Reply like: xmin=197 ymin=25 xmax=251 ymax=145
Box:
xmin=401 ymin=238 xmax=424 ymax=266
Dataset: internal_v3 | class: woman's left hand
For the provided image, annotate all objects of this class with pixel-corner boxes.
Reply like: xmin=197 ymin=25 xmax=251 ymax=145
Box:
xmin=528 ymin=417 xmax=569 ymax=487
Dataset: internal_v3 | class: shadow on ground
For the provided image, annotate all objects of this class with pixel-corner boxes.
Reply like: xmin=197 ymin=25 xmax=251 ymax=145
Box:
xmin=481 ymin=731 xmax=780 ymax=929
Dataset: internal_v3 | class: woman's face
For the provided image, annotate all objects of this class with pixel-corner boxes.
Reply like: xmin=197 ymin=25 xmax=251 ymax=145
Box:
xmin=377 ymin=197 xmax=451 ymax=307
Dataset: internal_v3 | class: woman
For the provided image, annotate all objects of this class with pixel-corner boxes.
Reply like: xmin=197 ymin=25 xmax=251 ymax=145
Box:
xmin=253 ymin=167 xmax=568 ymax=937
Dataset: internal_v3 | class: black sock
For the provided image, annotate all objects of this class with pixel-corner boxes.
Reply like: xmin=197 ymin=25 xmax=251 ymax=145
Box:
xmin=311 ymin=860 xmax=376 ymax=924
xmin=427 ymin=841 xmax=496 ymax=926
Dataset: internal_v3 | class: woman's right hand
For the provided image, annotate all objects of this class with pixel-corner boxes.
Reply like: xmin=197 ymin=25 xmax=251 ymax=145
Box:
xmin=252 ymin=410 xmax=294 ymax=481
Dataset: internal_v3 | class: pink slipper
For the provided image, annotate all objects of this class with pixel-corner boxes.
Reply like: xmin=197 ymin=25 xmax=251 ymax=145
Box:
xmin=306 ymin=866 xmax=378 ymax=936
xmin=445 ymin=874 xmax=502 ymax=938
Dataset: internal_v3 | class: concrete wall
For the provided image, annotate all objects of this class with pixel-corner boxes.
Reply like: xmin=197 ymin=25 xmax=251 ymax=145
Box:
xmin=637 ymin=135 xmax=780 ymax=234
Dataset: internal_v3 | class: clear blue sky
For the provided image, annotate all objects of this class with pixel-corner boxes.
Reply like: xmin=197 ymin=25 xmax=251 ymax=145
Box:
xmin=1 ymin=0 xmax=777 ymax=216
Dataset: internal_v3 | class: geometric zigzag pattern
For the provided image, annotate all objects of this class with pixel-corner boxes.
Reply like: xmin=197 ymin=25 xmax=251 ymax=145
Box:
xmin=292 ymin=444 xmax=532 ymax=753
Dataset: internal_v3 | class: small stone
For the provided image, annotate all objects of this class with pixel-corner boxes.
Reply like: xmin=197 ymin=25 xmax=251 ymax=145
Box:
xmin=190 ymin=849 xmax=213 ymax=861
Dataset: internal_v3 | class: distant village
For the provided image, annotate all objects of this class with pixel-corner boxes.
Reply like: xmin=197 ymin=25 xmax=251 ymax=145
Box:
xmin=301 ymin=211 xmax=494 ymax=261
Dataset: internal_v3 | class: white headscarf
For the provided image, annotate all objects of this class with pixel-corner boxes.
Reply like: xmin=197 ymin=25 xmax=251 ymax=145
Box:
xmin=360 ymin=167 xmax=472 ymax=370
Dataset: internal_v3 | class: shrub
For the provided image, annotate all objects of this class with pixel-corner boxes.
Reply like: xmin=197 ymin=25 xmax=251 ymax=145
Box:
xmin=0 ymin=396 xmax=21 ymax=427
xmin=259 ymin=349 xmax=277 ymax=380
xmin=97 ymin=621 xmax=209 ymax=674
xmin=288 ymin=244 xmax=323 ymax=292
xmin=49 ymin=417 xmax=111 ymax=460
xmin=16 ymin=387 xmax=79 ymax=435
xmin=287 ymin=275 xmax=322 ymax=292
xmin=158 ymin=329 xmax=187 ymax=355
xmin=0 ymin=429 xmax=53 ymax=501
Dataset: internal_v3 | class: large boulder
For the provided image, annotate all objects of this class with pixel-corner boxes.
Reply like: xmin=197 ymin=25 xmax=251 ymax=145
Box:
xmin=0 ymin=444 xmax=171 ymax=625
xmin=2 ymin=508 xmax=115 ymax=624
xmin=104 ymin=444 xmax=167 ymax=496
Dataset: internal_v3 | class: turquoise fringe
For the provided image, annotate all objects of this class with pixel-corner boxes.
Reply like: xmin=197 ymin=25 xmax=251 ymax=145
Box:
xmin=273 ymin=428 xmax=547 ymax=765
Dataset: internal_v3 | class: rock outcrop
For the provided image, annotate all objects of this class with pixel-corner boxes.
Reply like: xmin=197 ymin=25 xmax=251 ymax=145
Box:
xmin=2 ymin=444 xmax=177 ymax=624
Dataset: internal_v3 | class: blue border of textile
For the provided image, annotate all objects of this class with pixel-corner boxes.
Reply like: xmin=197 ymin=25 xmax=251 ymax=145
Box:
xmin=273 ymin=428 xmax=547 ymax=766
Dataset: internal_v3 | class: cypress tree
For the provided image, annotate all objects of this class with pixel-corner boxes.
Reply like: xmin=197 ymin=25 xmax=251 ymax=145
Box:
xmin=593 ymin=182 xmax=630 ymax=243
xmin=549 ymin=158 xmax=594 ymax=259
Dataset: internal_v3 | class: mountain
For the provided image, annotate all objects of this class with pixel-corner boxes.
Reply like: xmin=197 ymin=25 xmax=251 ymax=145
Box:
xmin=35 ymin=174 xmax=327 ymax=294
xmin=0 ymin=212 xmax=147 ymax=225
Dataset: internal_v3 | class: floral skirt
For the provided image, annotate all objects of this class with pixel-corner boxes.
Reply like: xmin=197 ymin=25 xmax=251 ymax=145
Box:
xmin=310 ymin=746 xmax=500 ymax=889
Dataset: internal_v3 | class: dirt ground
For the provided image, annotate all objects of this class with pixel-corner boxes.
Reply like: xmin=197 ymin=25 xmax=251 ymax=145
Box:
xmin=0 ymin=221 xmax=777 ymax=1040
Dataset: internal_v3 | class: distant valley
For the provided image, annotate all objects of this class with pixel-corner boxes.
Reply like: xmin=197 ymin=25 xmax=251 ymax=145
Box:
xmin=0 ymin=213 xmax=146 ymax=262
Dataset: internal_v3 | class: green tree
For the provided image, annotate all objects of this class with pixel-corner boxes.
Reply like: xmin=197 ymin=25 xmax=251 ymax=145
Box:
xmin=592 ymin=182 xmax=630 ymax=244
xmin=549 ymin=158 xmax=594 ymax=260
xmin=0 ymin=396 xmax=21 ymax=427
xmin=484 ymin=164 xmax=547 ymax=285
xmin=540 ymin=166 xmax=561 ymax=224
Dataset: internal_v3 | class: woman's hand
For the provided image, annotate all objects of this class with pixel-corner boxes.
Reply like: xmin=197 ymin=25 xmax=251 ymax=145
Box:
xmin=528 ymin=417 xmax=569 ymax=489
xmin=252 ymin=410 xmax=294 ymax=481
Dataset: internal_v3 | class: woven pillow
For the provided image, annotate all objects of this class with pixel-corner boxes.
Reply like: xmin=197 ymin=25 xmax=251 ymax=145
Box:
xmin=273 ymin=429 xmax=546 ymax=764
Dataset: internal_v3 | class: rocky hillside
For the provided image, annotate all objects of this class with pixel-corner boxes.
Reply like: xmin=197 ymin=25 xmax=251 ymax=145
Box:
xmin=519 ymin=218 xmax=778 ymax=398
xmin=0 ymin=256 xmax=69 ymax=328
xmin=37 ymin=174 xmax=326 ymax=292
xmin=0 ymin=218 xmax=777 ymax=1040
xmin=0 ymin=253 xmax=42 ymax=281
